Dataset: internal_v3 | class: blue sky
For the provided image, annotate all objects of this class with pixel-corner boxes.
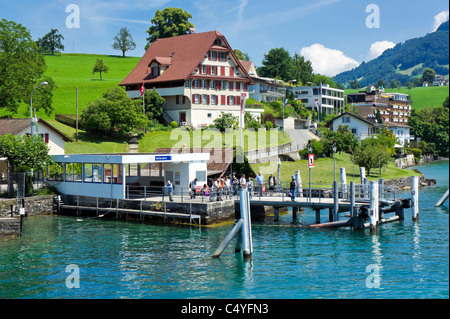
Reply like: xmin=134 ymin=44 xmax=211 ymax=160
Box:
xmin=1 ymin=0 xmax=449 ymax=77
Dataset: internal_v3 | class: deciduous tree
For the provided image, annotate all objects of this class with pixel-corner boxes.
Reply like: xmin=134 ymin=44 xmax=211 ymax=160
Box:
xmin=112 ymin=27 xmax=136 ymax=57
xmin=92 ymin=59 xmax=109 ymax=80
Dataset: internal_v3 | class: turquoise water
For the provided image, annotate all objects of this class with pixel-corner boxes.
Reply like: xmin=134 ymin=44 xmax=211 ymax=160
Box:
xmin=0 ymin=161 xmax=448 ymax=299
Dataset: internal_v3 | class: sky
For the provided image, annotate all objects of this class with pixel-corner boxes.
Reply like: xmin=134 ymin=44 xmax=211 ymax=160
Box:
xmin=1 ymin=0 xmax=449 ymax=77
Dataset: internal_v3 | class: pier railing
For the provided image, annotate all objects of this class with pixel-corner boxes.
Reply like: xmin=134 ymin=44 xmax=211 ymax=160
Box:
xmin=125 ymin=180 xmax=401 ymax=203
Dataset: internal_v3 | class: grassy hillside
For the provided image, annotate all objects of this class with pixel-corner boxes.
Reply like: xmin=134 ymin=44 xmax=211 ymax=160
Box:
xmin=345 ymin=86 xmax=449 ymax=110
xmin=2 ymin=53 xmax=140 ymax=119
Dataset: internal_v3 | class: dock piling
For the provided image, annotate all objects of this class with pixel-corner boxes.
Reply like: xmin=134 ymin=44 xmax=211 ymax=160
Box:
xmin=340 ymin=168 xmax=347 ymax=199
xmin=369 ymin=181 xmax=379 ymax=231
xmin=435 ymin=189 xmax=449 ymax=207
xmin=411 ymin=176 xmax=419 ymax=221
xmin=333 ymin=181 xmax=339 ymax=221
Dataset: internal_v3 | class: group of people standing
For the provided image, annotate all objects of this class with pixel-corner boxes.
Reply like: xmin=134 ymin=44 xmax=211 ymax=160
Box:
xmin=166 ymin=171 xmax=298 ymax=202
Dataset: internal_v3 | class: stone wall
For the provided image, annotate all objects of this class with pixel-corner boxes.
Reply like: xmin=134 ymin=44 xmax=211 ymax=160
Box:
xmin=0 ymin=195 xmax=53 ymax=217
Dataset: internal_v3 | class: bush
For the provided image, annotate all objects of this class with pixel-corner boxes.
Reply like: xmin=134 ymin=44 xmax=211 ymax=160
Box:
xmin=170 ymin=121 xmax=178 ymax=128
xmin=247 ymin=120 xmax=262 ymax=131
xmin=265 ymin=121 xmax=273 ymax=129
xmin=406 ymin=147 xmax=422 ymax=163
xmin=299 ymin=139 xmax=323 ymax=158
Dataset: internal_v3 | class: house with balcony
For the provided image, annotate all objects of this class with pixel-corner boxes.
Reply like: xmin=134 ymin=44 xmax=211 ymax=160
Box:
xmin=347 ymin=89 xmax=411 ymax=124
xmin=293 ymin=84 xmax=345 ymax=117
xmin=239 ymin=60 xmax=287 ymax=103
xmin=120 ymin=30 xmax=262 ymax=128
xmin=325 ymin=112 xmax=382 ymax=140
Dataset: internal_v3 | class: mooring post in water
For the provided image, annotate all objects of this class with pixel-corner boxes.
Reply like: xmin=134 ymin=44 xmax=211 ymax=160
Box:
xmin=360 ymin=167 xmax=366 ymax=184
xmin=293 ymin=207 xmax=298 ymax=221
xmin=379 ymin=178 xmax=384 ymax=200
xmin=350 ymin=181 xmax=355 ymax=218
xmin=411 ymin=176 xmax=419 ymax=221
xmin=19 ymin=207 xmax=25 ymax=236
xmin=340 ymin=167 xmax=347 ymax=199
xmin=241 ymin=188 xmax=253 ymax=259
xmin=435 ymin=189 xmax=449 ymax=207
xmin=315 ymin=209 xmax=321 ymax=224
xmin=369 ymin=181 xmax=379 ymax=231
xmin=333 ymin=180 xmax=339 ymax=221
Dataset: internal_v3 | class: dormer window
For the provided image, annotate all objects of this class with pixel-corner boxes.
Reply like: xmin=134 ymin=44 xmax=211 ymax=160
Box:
xmin=214 ymin=39 xmax=222 ymax=46
xmin=152 ymin=66 xmax=159 ymax=77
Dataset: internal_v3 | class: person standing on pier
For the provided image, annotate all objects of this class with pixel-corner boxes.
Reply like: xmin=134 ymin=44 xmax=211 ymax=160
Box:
xmin=289 ymin=177 xmax=296 ymax=201
xmin=268 ymin=173 xmax=277 ymax=196
xmin=247 ymin=177 xmax=253 ymax=200
xmin=256 ymin=171 xmax=264 ymax=196
xmin=239 ymin=174 xmax=246 ymax=189
xmin=166 ymin=180 xmax=174 ymax=202
xmin=190 ymin=178 xmax=197 ymax=199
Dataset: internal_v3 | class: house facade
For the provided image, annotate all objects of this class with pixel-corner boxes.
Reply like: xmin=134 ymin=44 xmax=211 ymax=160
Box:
xmin=326 ymin=112 xmax=382 ymax=140
xmin=120 ymin=30 xmax=262 ymax=128
xmin=348 ymin=89 xmax=411 ymax=124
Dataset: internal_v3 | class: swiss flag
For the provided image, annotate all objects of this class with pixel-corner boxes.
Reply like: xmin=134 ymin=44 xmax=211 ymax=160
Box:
xmin=140 ymin=83 xmax=145 ymax=96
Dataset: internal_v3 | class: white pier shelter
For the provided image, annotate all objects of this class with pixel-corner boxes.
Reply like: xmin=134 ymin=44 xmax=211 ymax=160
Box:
xmin=49 ymin=153 xmax=210 ymax=199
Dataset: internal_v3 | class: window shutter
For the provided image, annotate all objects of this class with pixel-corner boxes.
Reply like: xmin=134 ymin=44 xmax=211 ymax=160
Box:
xmin=230 ymin=67 xmax=234 ymax=77
xmin=199 ymin=95 xmax=202 ymax=104
xmin=207 ymin=95 xmax=210 ymax=105
xmin=192 ymin=94 xmax=195 ymax=103
xmin=199 ymin=80 xmax=203 ymax=89
xmin=45 ymin=133 xmax=49 ymax=144
xmin=229 ymin=81 xmax=234 ymax=91
xmin=206 ymin=65 xmax=211 ymax=75
xmin=216 ymin=95 xmax=218 ymax=105
xmin=192 ymin=80 xmax=195 ymax=89
xmin=216 ymin=81 xmax=221 ymax=90
xmin=244 ymin=83 xmax=248 ymax=92
xmin=221 ymin=95 xmax=225 ymax=105
xmin=221 ymin=66 xmax=225 ymax=76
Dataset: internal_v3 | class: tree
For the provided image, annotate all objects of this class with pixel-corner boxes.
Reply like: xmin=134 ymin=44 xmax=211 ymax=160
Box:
xmin=144 ymin=89 xmax=165 ymax=122
xmin=36 ymin=28 xmax=64 ymax=55
xmin=257 ymin=47 xmax=294 ymax=82
xmin=81 ymin=87 xmax=148 ymax=135
xmin=145 ymin=8 xmax=194 ymax=49
xmin=112 ymin=27 xmax=136 ymax=58
xmin=291 ymin=53 xmax=314 ymax=85
xmin=213 ymin=112 xmax=238 ymax=133
xmin=234 ymin=49 xmax=250 ymax=61
xmin=421 ymin=68 xmax=436 ymax=83
xmin=375 ymin=109 xmax=383 ymax=124
xmin=375 ymin=79 xmax=386 ymax=89
xmin=92 ymin=59 xmax=109 ymax=80
xmin=443 ymin=96 xmax=449 ymax=109
xmin=350 ymin=79 xmax=361 ymax=89
xmin=0 ymin=134 xmax=53 ymax=195
xmin=0 ymin=19 xmax=47 ymax=114
xmin=27 ymin=76 xmax=57 ymax=117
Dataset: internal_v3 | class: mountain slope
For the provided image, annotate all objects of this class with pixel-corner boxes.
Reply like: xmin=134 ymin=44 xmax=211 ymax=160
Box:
xmin=334 ymin=21 xmax=449 ymax=87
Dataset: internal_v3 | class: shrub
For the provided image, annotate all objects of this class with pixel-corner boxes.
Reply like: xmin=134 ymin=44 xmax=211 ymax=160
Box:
xmin=247 ymin=120 xmax=262 ymax=131
xmin=170 ymin=121 xmax=178 ymax=128
xmin=406 ymin=147 xmax=422 ymax=163
xmin=265 ymin=121 xmax=274 ymax=129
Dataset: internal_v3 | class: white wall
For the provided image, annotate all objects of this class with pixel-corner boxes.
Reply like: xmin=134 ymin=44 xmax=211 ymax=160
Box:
xmin=332 ymin=116 xmax=374 ymax=140
xmin=18 ymin=123 xmax=66 ymax=155
xmin=164 ymin=162 xmax=207 ymax=195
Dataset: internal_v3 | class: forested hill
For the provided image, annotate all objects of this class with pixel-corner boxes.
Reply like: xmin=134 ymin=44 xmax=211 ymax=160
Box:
xmin=334 ymin=21 xmax=449 ymax=87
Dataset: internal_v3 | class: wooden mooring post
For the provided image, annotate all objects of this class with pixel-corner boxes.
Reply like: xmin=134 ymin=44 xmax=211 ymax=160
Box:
xmin=369 ymin=180 xmax=379 ymax=232
xmin=411 ymin=176 xmax=419 ymax=221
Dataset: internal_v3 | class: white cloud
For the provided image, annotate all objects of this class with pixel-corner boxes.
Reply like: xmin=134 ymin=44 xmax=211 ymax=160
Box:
xmin=367 ymin=40 xmax=396 ymax=61
xmin=300 ymin=44 xmax=360 ymax=77
xmin=432 ymin=10 xmax=449 ymax=31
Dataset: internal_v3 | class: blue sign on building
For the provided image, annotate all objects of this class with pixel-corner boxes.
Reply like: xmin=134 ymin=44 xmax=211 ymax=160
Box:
xmin=155 ymin=156 xmax=172 ymax=161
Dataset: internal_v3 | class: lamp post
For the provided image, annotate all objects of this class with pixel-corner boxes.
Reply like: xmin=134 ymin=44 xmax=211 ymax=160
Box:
xmin=308 ymin=140 xmax=312 ymax=202
xmin=332 ymin=140 xmax=337 ymax=183
xmin=30 ymin=81 xmax=48 ymax=136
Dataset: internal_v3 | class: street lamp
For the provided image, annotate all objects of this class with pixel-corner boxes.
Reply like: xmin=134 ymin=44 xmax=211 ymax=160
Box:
xmin=332 ymin=140 xmax=337 ymax=183
xmin=30 ymin=81 xmax=48 ymax=136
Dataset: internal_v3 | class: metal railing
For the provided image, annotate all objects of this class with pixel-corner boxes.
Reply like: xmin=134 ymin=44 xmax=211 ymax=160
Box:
xmin=125 ymin=180 xmax=401 ymax=203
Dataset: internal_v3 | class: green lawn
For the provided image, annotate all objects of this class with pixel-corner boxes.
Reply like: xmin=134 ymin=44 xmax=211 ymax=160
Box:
xmin=345 ymin=86 xmax=449 ymax=111
xmin=1 ymin=53 xmax=140 ymax=119
xmin=139 ymin=128 xmax=292 ymax=152
xmin=252 ymin=152 xmax=421 ymax=187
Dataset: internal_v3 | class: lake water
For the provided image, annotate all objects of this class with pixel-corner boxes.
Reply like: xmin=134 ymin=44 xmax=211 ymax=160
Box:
xmin=0 ymin=161 xmax=448 ymax=299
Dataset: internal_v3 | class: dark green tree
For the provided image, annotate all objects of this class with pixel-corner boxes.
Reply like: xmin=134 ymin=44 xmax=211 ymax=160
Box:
xmin=257 ymin=47 xmax=294 ymax=82
xmin=144 ymin=88 xmax=165 ymax=122
xmin=0 ymin=19 xmax=47 ymax=113
xmin=81 ymin=87 xmax=148 ymax=135
xmin=145 ymin=8 xmax=194 ymax=49
xmin=421 ymin=68 xmax=436 ymax=83
xmin=36 ymin=28 xmax=64 ymax=55
xmin=112 ymin=27 xmax=136 ymax=57
xmin=234 ymin=49 xmax=250 ymax=61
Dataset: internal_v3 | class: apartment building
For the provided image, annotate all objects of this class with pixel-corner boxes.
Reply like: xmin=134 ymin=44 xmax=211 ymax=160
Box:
xmin=120 ymin=30 xmax=262 ymax=128
xmin=292 ymin=84 xmax=345 ymax=118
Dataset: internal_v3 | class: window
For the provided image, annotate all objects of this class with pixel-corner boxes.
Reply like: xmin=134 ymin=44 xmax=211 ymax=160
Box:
xmin=202 ymin=94 xmax=207 ymax=105
xmin=113 ymin=164 xmax=123 ymax=184
xmin=236 ymin=82 xmax=241 ymax=91
xmin=104 ymin=164 xmax=112 ymax=183
xmin=220 ymin=52 xmax=226 ymax=62
xmin=210 ymin=80 xmax=216 ymax=90
xmin=201 ymin=65 xmax=207 ymax=75
xmin=207 ymin=113 xmax=212 ymax=118
xmin=221 ymin=81 xmax=227 ymax=90
xmin=211 ymin=66 xmax=216 ymax=75
xmin=228 ymin=96 xmax=234 ymax=105
xmin=196 ymin=170 xmax=206 ymax=182
xmin=210 ymin=51 xmax=216 ymax=61
xmin=202 ymin=79 xmax=208 ymax=89
xmin=211 ymin=95 xmax=217 ymax=105
xmin=194 ymin=79 xmax=200 ymax=89
xmin=342 ymin=116 xmax=351 ymax=123
xmin=194 ymin=94 xmax=200 ymax=104
xmin=152 ymin=66 xmax=159 ymax=77
xmin=185 ymin=80 xmax=190 ymax=88
xmin=39 ymin=133 xmax=49 ymax=144
xmin=351 ymin=128 xmax=357 ymax=134
xmin=47 ymin=163 xmax=63 ymax=181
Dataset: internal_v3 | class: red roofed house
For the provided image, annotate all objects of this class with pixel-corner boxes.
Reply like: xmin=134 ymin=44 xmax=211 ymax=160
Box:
xmin=119 ymin=30 xmax=262 ymax=128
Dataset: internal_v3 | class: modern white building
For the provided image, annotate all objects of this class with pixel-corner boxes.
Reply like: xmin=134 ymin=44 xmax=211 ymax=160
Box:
xmin=386 ymin=123 xmax=413 ymax=147
xmin=293 ymin=84 xmax=345 ymax=118
xmin=49 ymin=152 xmax=210 ymax=199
